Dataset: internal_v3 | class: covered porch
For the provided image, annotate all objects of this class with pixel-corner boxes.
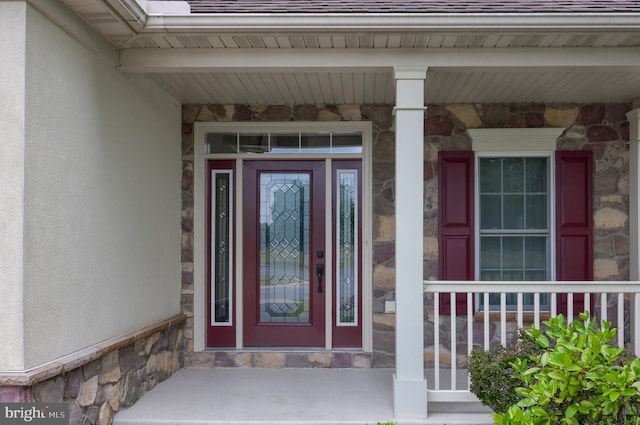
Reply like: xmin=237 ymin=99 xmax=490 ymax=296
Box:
xmin=113 ymin=368 xmax=492 ymax=425
xmin=111 ymin=281 xmax=640 ymax=425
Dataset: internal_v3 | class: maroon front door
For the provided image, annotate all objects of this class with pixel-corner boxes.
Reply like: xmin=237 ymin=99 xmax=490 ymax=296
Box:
xmin=243 ymin=161 xmax=326 ymax=347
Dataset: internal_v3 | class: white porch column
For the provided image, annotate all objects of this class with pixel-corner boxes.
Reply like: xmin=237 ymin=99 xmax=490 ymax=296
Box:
xmin=626 ymin=106 xmax=640 ymax=355
xmin=393 ymin=67 xmax=428 ymax=419
xmin=628 ymin=107 xmax=640 ymax=281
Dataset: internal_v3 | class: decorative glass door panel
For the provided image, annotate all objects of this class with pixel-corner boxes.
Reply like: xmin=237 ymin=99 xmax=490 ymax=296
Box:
xmin=332 ymin=160 xmax=362 ymax=347
xmin=206 ymin=160 xmax=236 ymax=348
xmin=244 ymin=161 xmax=325 ymax=347
xmin=259 ymin=172 xmax=311 ymax=324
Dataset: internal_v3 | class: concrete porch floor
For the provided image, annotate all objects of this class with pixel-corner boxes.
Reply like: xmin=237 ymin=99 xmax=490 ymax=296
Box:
xmin=113 ymin=368 xmax=494 ymax=425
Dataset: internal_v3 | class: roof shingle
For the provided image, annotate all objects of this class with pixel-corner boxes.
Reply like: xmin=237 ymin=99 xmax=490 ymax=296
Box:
xmin=186 ymin=0 xmax=640 ymax=14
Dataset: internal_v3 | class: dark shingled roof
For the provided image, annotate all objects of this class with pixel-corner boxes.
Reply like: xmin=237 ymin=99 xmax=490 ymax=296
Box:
xmin=186 ymin=0 xmax=640 ymax=14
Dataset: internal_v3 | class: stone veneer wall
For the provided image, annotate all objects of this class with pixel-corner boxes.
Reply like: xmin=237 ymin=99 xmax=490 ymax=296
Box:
xmin=0 ymin=315 xmax=186 ymax=425
xmin=422 ymin=103 xmax=631 ymax=367
xmin=181 ymin=102 xmax=630 ymax=369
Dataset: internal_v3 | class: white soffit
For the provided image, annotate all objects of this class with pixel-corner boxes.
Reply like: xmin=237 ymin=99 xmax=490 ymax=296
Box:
xmin=50 ymin=0 xmax=640 ymax=104
xmin=470 ymin=128 xmax=564 ymax=152
xmin=118 ymin=47 xmax=640 ymax=72
xmin=148 ymin=68 xmax=640 ymax=105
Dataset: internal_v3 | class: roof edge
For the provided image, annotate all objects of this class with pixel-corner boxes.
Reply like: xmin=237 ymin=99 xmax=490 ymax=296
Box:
xmin=143 ymin=13 xmax=640 ymax=33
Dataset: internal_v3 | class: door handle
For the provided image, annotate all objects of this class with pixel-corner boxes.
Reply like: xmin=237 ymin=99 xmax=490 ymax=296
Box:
xmin=316 ymin=263 xmax=324 ymax=294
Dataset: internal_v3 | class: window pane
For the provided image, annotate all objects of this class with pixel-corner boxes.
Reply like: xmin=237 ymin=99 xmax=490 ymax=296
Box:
xmin=301 ymin=133 xmax=330 ymax=152
xmin=503 ymin=158 xmax=524 ymax=193
xmin=480 ymin=237 xmax=501 ymax=268
xmin=503 ymin=237 xmax=523 ymax=268
xmin=206 ymin=133 xmax=237 ymax=153
xmin=481 ymin=270 xmax=501 ymax=281
xmin=239 ymin=133 xmax=268 ymax=154
xmin=332 ymin=133 xmax=363 ymax=153
xmin=526 ymin=157 xmax=548 ymax=192
xmin=271 ymin=134 xmax=299 ymax=153
xmin=525 ymin=237 xmax=547 ymax=269
xmin=503 ymin=195 xmax=524 ymax=229
xmin=526 ymin=194 xmax=547 ymax=229
xmin=480 ymin=158 xmax=501 ymax=193
xmin=480 ymin=195 xmax=502 ymax=229
xmin=525 ymin=270 xmax=546 ymax=281
xmin=480 ymin=236 xmax=549 ymax=284
xmin=503 ymin=270 xmax=524 ymax=281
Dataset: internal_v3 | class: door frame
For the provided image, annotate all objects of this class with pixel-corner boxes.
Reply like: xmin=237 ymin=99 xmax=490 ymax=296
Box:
xmin=193 ymin=121 xmax=373 ymax=351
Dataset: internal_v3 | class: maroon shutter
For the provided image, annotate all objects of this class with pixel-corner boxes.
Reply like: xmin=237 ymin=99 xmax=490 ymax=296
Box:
xmin=556 ymin=151 xmax=593 ymax=315
xmin=438 ymin=151 xmax=474 ymax=315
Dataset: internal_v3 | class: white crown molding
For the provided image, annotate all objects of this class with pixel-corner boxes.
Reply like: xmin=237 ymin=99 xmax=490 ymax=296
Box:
xmin=469 ymin=128 xmax=564 ymax=152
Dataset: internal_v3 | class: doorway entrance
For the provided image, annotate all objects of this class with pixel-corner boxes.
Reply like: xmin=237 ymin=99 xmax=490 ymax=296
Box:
xmin=206 ymin=159 xmax=363 ymax=348
xmin=197 ymin=123 xmax=371 ymax=351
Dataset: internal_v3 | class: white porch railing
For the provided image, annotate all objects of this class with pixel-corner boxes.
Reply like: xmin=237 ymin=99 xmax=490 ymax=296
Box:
xmin=423 ymin=280 xmax=640 ymax=403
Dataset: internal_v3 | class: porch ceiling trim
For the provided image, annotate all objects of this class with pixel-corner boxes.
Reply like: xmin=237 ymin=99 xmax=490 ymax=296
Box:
xmin=144 ymin=13 xmax=640 ymax=33
xmin=119 ymin=46 xmax=640 ymax=73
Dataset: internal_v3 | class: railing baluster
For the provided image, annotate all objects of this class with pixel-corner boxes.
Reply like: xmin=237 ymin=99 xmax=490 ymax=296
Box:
xmin=568 ymin=293 xmax=574 ymax=324
xmin=467 ymin=292 xmax=473 ymax=355
xmin=434 ymin=291 xmax=440 ymax=391
xmin=551 ymin=292 xmax=557 ymax=317
xmin=484 ymin=292 xmax=490 ymax=351
xmin=467 ymin=292 xmax=473 ymax=390
xmin=517 ymin=292 xmax=523 ymax=330
xmin=584 ymin=293 xmax=590 ymax=316
xmin=635 ymin=293 xmax=640 ymax=357
xmin=534 ymin=292 xmax=540 ymax=329
xmin=451 ymin=292 xmax=457 ymax=391
xmin=500 ymin=292 xmax=506 ymax=347
xmin=601 ymin=293 xmax=608 ymax=323
xmin=618 ymin=292 xmax=624 ymax=349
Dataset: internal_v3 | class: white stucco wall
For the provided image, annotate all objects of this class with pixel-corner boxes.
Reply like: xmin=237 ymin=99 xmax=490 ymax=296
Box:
xmin=19 ymin=5 xmax=182 ymax=369
xmin=0 ymin=2 xmax=27 ymax=371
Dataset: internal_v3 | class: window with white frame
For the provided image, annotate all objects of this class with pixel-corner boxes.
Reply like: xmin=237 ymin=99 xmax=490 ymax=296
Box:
xmin=470 ymin=128 xmax=562 ymax=312
xmin=477 ymin=155 xmax=552 ymax=311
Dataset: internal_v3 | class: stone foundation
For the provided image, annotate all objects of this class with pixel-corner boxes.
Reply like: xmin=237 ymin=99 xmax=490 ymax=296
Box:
xmin=0 ymin=315 xmax=187 ymax=425
xmin=190 ymin=351 xmax=372 ymax=368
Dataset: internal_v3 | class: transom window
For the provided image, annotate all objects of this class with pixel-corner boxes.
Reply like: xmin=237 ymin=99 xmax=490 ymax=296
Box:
xmin=205 ymin=132 xmax=362 ymax=154
xmin=477 ymin=155 xmax=552 ymax=310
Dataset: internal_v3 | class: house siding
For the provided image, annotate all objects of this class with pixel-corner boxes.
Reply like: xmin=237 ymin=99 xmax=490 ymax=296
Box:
xmin=15 ymin=4 xmax=183 ymax=369
xmin=182 ymin=102 xmax=630 ymax=368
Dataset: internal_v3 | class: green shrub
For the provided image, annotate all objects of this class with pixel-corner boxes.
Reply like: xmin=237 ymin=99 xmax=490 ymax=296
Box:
xmin=467 ymin=331 xmax=542 ymax=413
xmin=492 ymin=312 xmax=640 ymax=425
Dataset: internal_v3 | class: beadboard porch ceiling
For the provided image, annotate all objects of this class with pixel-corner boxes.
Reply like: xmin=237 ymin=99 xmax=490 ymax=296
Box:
xmin=56 ymin=0 xmax=640 ymax=105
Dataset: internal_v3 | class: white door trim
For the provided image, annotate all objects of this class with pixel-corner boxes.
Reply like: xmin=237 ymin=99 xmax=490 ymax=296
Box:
xmin=193 ymin=121 xmax=373 ymax=352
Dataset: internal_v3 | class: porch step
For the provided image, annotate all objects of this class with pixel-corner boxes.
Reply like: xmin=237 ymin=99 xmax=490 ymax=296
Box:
xmin=189 ymin=350 xmax=373 ymax=368
xmin=113 ymin=368 xmax=494 ymax=425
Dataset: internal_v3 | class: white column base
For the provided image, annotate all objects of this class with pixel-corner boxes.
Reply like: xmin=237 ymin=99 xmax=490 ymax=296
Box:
xmin=393 ymin=374 xmax=428 ymax=419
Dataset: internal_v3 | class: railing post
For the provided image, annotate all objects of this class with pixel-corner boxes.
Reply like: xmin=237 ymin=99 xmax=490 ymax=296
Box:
xmin=626 ymin=106 xmax=640 ymax=354
xmin=635 ymin=293 xmax=640 ymax=357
